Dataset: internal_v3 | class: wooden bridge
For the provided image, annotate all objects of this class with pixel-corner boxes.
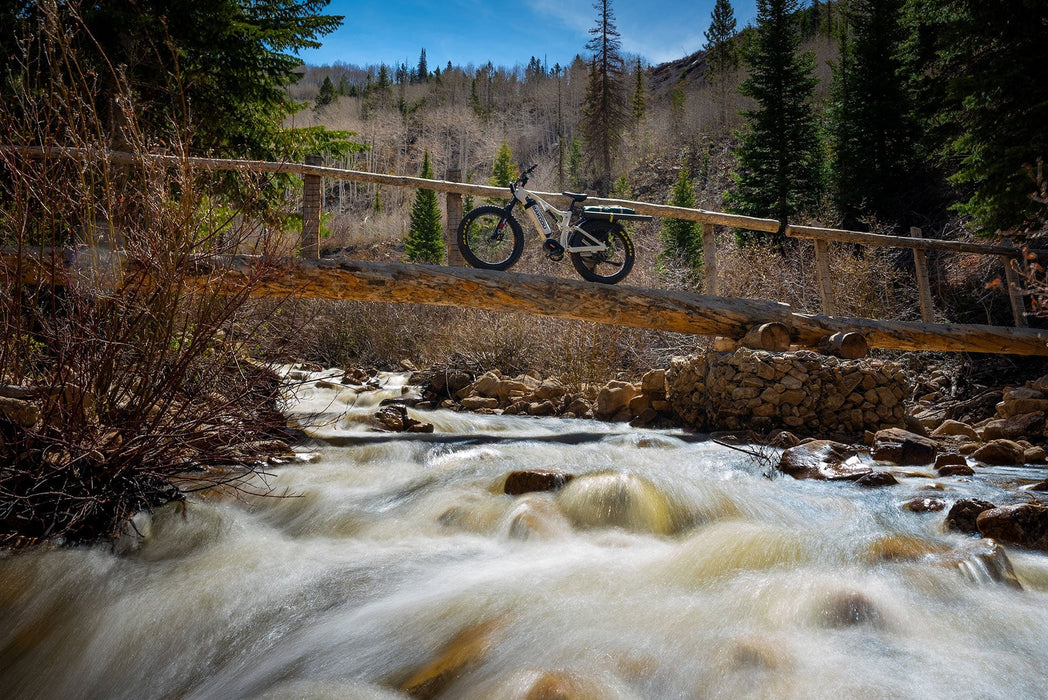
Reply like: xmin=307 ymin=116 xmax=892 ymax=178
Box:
xmin=9 ymin=147 xmax=1048 ymax=358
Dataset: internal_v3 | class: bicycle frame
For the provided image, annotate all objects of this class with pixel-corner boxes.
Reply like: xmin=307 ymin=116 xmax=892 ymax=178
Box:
xmin=508 ymin=181 xmax=608 ymax=255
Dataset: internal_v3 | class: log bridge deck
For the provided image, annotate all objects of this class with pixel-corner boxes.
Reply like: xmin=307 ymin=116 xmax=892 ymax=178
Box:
xmin=7 ymin=148 xmax=1048 ymax=358
xmin=230 ymin=257 xmax=1048 ymax=358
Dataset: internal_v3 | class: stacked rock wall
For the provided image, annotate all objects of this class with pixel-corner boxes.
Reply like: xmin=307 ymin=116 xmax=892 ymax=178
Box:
xmin=667 ymin=348 xmax=909 ymax=437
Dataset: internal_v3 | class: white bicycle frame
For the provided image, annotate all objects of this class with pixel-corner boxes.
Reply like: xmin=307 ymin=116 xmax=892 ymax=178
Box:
xmin=510 ymin=183 xmax=608 ymax=254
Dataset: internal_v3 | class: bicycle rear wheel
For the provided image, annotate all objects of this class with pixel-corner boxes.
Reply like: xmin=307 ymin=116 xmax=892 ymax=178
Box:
xmin=456 ymin=205 xmax=525 ymax=270
xmin=569 ymin=221 xmax=635 ymax=284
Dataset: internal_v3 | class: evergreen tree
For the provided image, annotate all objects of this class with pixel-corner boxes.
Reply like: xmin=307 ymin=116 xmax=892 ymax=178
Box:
xmin=704 ymin=0 xmax=739 ymax=78
xmin=405 ymin=152 xmax=445 ymax=264
xmin=489 ymin=142 xmax=519 ymax=188
xmin=828 ymin=0 xmax=915 ymax=229
xmin=703 ymin=0 xmax=738 ymax=129
xmin=899 ymin=0 xmax=1048 ymax=234
xmin=469 ymin=79 xmax=484 ymax=117
xmin=376 ymin=64 xmax=391 ymax=91
xmin=630 ymin=59 xmax=646 ymax=123
xmin=6 ymin=0 xmax=346 ymax=161
xmin=416 ymin=48 xmax=428 ymax=83
xmin=313 ymin=75 xmax=338 ymax=114
xmin=581 ymin=0 xmax=629 ymax=195
xmin=661 ymin=164 xmax=701 ymax=267
xmin=726 ymin=0 xmax=823 ymax=243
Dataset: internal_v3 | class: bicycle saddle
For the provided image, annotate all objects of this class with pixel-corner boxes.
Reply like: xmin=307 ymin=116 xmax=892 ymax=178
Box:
xmin=562 ymin=192 xmax=589 ymax=202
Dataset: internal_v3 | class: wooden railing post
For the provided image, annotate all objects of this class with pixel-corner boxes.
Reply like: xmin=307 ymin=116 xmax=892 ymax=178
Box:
xmin=814 ymin=238 xmax=837 ymax=316
xmin=702 ymin=223 xmax=718 ymax=296
xmin=910 ymin=227 xmax=935 ymax=323
xmin=1001 ymin=237 xmax=1029 ymax=328
xmin=301 ymin=154 xmax=323 ymax=259
xmin=445 ymin=168 xmax=465 ymax=266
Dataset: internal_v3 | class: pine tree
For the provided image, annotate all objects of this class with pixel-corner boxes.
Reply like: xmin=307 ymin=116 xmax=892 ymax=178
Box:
xmin=416 ymin=48 xmax=428 ymax=83
xmin=14 ymin=0 xmax=344 ymax=161
xmin=703 ymin=0 xmax=738 ymax=129
xmin=828 ymin=0 xmax=915 ymax=229
xmin=489 ymin=141 xmax=519 ymax=188
xmin=376 ymin=64 xmax=391 ymax=91
xmin=726 ymin=0 xmax=823 ymax=243
xmin=313 ymin=75 xmax=337 ymax=115
xmin=630 ymin=59 xmax=646 ymax=123
xmin=899 ymin=0 xmax=1048 ymax=234
xmin=405 ymin=152 xmax=445 ymax=264
xmin=661 ymin=164 xmax=701 ymax=267
xmin=704 ymin=0 xmax=738 ymax=78
xmin=581 ymin=0 xmax=629 ymax=195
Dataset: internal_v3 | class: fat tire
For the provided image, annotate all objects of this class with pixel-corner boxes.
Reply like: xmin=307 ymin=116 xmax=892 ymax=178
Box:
xmin=456 ymin=205 xmax=525 ymax=270
xmin=569 ymin=221 xmax=635 ymax=284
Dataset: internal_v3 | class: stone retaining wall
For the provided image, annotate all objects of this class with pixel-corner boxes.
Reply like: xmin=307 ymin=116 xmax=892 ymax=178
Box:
xmin=667 ymin=348 xmax=910 ymax=436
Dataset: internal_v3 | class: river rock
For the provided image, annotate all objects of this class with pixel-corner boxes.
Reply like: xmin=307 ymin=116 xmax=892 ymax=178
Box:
xmin=931 ymin=420 xmax=980 ymax=440
xmin=531 ymin=379 xmax=567 ymax=402
xmin=399 ymin=618 xmax=506 ymax=698
xmin=777 ymin=440 xmax=870 ymax=481
xmin=971 ymin=439 xmax=1027 ymax=466
xmin=855 ymin=471 xmax=899 ymax=487
xmin=458 ymin=371 xmax=501 ymax=400
xmin=997 ymin=397 xmax=1048 ymax=418
xmin=460 ymin=396 xmax=499 ymax=410
xmin=1024 ymin=446 xmax=1047 ymax=464
xmin=594 ymin=381 xmax=639 ymax=420
xmin=977 ymin=502 xmax=1048 ymax=550
xmin=871 ymin=428 xmax=938 ymax=465
xmin=944 ymin=498 xmax=997 ymax=534
xmin=935 ymin=453 xmax=967 ymax=469
xmin=903 ymin=497 xmax=948 ymax=513
xmin=937 ymin=464 xmax=975 ymax=477
xmin=503 ymin=470 xmax=574 ymax=495
xmin=864 ymin=533 xmax=948 ymax=560
xmin=953 ymin=538 xmax=1022 ymax=588
xmin=981 ymin=412 xmax=1046 ymax=441
xmin=430 ymin=370 xmax=472 ymax=397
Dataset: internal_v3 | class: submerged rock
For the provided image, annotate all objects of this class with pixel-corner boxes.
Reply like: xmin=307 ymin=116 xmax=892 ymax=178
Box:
xmin=399 ymin=618 xmax=506 ymax=698
xmin=819 ymin=591 xmax=883 ymax=628
xmin=556 ymin=472 xmax=678 ymax=535
xmin=953 ymin=538 xmax=1022 ymax=588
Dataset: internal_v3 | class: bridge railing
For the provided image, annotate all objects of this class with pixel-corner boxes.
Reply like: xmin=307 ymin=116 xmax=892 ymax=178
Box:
xmin=11 ymin=147 xmax=1036 ymax=327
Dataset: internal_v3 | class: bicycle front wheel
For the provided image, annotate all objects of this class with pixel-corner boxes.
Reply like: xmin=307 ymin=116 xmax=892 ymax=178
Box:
xmin=456 ymin=205 xmax=525 ymax=270
xmin=569 ymin=221 xmax=635 ymax=284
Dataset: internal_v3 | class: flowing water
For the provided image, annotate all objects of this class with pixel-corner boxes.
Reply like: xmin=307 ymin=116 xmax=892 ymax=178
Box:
xmin=4 ymin=368 xmax=1048 ymax=699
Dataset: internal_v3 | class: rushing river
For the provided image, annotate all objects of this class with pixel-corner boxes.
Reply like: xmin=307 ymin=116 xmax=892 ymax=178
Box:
xmin=4 ymin=368 xmax=1048 ymax=699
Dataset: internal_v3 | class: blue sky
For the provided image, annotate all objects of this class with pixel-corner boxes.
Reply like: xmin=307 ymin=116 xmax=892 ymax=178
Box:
xmin=299 ymin=0 xmax=759 ymax=70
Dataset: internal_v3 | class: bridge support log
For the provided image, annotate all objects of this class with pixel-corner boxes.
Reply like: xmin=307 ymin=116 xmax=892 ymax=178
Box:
xmin=817 ymin=331 xmax=869 ymax=359
xmin=739 ymin=323 xmax=791 ymax=352
xmin=218 ymin=259 xmax=1048 ymax=357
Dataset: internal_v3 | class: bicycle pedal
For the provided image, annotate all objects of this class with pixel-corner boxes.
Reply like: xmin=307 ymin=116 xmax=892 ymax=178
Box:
xmin=542 ymin=238 xmax=564 ymax=257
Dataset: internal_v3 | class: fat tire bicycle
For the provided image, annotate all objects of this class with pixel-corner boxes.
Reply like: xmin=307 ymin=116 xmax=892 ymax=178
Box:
xmin=456 ymin=164 xmax=650 ymax=284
